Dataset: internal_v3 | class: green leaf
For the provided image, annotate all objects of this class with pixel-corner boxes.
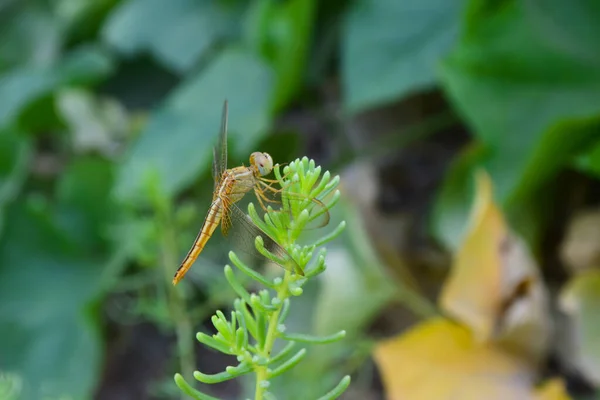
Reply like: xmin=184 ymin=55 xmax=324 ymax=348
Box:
xmin=440 ymin=0 xmax=600 ymax=206
xmin=523 ymin=0 xmax=600 ymax=67
xmin=0 ymin=202 xmax=104 ymax=400
xmin=0 ymin=3 xmax=62 ymax=70
xmin=0 ymin=153 xmax=120 ymax=399
xmin=316 ymin=375 xmax=351 ymax=400
xmin=102 ymin=0 xmax=243 ymax=73
xmin=279 ymin=331 xmax=346 ymax=345
xmin=267 ymin=348 xmax=307 ymax=378
xmin=272 ymin=0 xmax=315 ymax=110
xmin=114 ymin=48 xmax=275 ymax=201
xmin=434 ymin=0 xmax=600 ymax=249
xmin=0 ymin=45 xmax=114 ymax=129
xmin=54 ymin=156 xmax=116 ymax=250
xmin=53 ymin=0 xmax=118 ymax=42
xmin=245 ymin=0 xmax=316 ymax=111
xmin=174 ymin=373 xmax=220 ymax=400
xmin=342 ymin=0 xmax=463 ymax=112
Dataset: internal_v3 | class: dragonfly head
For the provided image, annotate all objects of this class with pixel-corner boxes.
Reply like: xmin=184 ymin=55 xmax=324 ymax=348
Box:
xmin=250 ymin=152 xmax=273 ymax=176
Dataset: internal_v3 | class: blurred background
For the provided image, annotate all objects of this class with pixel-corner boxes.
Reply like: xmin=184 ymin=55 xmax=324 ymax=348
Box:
xmin=2 ymin=0 xmax=600 ymax=399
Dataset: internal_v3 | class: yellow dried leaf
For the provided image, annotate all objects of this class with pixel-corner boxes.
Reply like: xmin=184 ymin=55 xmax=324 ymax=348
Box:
xmin=439 ymin=170 xmax=550 ymax=361
xmin=534 ymin=378 xmax=572 ymax=400
xmin=373 ymin=317 xmax=536 ymax=400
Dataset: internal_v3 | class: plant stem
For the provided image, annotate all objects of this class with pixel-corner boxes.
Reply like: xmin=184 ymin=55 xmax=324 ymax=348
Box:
xmin=158 ymin=205 xmax=195 ymax=393
xmin=166 ymin=264 xmax=195 ymax=382
xmin=254 ymin=272 xmax=290 ymax=400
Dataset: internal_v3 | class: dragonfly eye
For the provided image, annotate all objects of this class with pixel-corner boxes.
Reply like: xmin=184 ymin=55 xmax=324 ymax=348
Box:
xmin=250 ymin=152 xmax=273 ymax=176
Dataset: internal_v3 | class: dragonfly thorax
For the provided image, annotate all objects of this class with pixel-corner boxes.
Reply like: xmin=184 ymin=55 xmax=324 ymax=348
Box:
xmin=250 ymin=152 xmax=273 ymax=176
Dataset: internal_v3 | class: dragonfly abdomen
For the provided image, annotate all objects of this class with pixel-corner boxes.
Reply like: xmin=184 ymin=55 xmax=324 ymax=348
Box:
xmin=172 ymin=198 xmax=223 ymax=285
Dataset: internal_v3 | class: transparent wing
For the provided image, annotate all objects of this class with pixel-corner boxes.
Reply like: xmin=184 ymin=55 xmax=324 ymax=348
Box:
xmin=213 ymin=100 xmax=229 ymax=190
xmin=220 ymin=168 xmax=254 ymax=236
xmin=220 ymin=169 xmax=332 ymax=232
xmin=221 ymin=202 xmax=233 ymax=237
xmin=222 ymin=200 xmax=304 ymax=276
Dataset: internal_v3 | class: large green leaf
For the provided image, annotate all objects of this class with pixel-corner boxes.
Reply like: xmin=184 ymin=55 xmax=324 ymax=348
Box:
xmin=0 ymin=155 xmax=120 ymax=399
xmin=55 ymin=157 xmax=117 ymax=251
xmin=114 ymin=48 xmax=275 ymax=202
xmin=0 ymin=45 xmax=114 ymax=129
xmin=434 ymin=0 xmax=600 ymax=249
xmin=53 ymin=0 xmax=118 ymax=42
xmin=0 ymin=3 xmax=62 ymax=71
xmin=441 ymin=0 xmax=600 ymax=203
xmin=102 ymin=0 xmax=243 ymax=73
xmin=0 ymin=202 xmax=104 ymax=400
xmin=524 ymin=0 xmax=600 ymax=67
xmin=245 ymin=0 xmax=316 ymax=111
xmin=342 ymin=0 xmax=463 ymax=112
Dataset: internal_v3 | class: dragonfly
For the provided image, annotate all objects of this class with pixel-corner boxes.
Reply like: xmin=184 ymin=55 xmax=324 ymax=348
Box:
xmin=173 ymin=100 xmax=329 ymax=285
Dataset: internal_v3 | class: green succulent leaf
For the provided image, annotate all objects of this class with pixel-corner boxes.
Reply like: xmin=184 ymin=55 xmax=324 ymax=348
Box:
xmin=176 ymin=157 xmax=349 ymax=399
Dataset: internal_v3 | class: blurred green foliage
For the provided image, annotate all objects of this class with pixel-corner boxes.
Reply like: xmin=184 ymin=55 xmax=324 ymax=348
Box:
xmin=342 ymin=0 xmax=462 ymax=112
xmin=1 ymin=0 xmax=600 ymax=398
xmin=434 ymin=0 xmax=600 ymax=249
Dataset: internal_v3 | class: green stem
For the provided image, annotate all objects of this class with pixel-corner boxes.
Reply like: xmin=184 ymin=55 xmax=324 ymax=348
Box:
xmin=254 ymin=272 xmax=290 ymax=400
xmin=158 ymin=205 xmax=196 ymax=395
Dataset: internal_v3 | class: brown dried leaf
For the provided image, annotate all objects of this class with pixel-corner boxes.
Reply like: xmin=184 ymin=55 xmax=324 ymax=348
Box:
xmin=439 ymin=170 xmax=550 ymax=362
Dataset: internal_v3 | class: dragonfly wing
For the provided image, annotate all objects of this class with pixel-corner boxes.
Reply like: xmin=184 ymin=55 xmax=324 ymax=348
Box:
xmin=224 ymin=201 xmax=303 ymax=275
xmin=218 ymin=100 xmax=229 ymax=176
xmin=212 ymin=147 xmax=219 ymax=191
xmin=212 ymin=100 xmax=229 ymax=190
xmin=220 ymin=169 xmax=254 ymax=237
xmin=221 ymin=198 xmax=233 ymax=237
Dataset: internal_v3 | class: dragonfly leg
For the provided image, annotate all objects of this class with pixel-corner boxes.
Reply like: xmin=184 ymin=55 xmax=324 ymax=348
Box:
xmin=257 ymin=179 xmax=283 ymax=194
xmin=254 ymin=183 xmax=283 ymax=212
xmin=254 ymin=188 xmax=270 ymax=211
xmin=259 ymin=168 xmax=293 ymax=184
xmin=257 ymin=182 xmax=288 ymax=204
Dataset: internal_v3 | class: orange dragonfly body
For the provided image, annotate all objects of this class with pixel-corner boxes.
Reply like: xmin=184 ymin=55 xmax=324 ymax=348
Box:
xmin=173 ymin=101 xmax=316 ymax=285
